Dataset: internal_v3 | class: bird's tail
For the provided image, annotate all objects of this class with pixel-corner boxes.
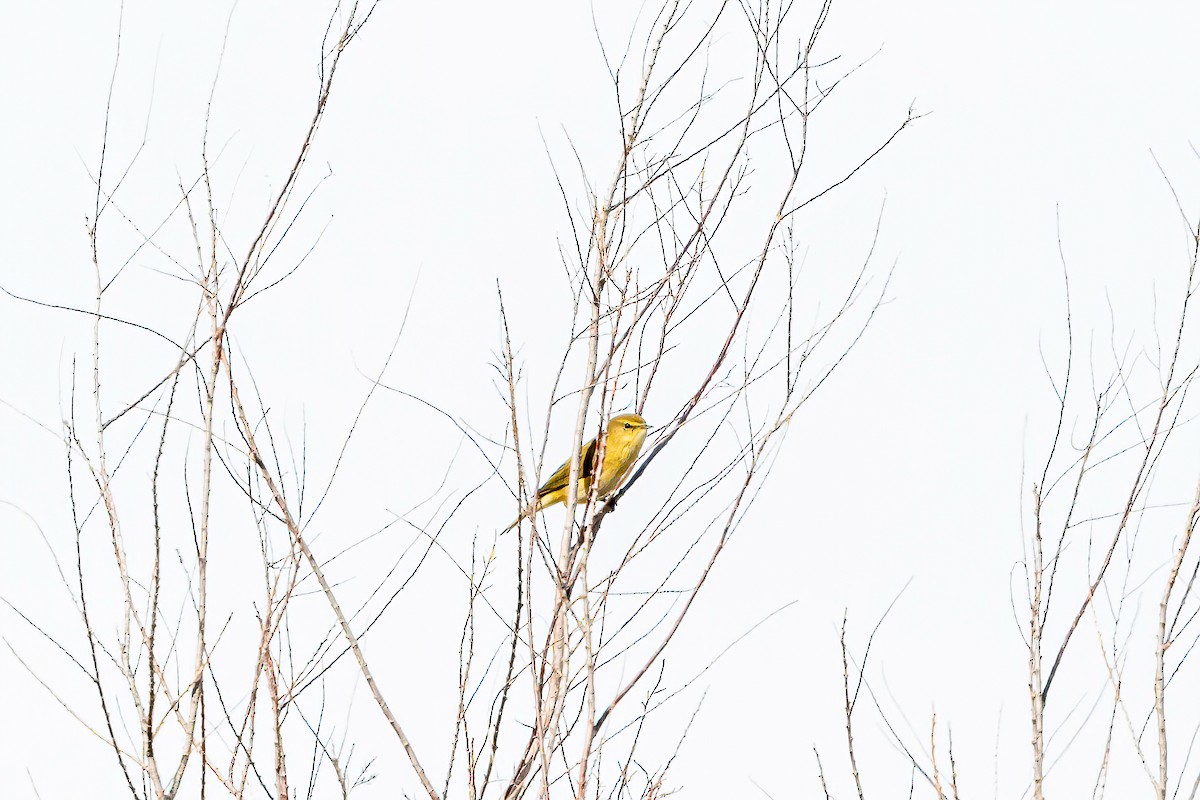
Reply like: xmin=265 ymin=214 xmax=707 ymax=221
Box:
xmin=504 ymin=494 xmax=550 ymax=533
xmin=502 ymin=503 xmax=533 ymax=534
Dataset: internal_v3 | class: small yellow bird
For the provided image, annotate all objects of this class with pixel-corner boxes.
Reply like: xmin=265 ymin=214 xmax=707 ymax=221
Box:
xmin=505 ymin=413 xmax=649 ymax=532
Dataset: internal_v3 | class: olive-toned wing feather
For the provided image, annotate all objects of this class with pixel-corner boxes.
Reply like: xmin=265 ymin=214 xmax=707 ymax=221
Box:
xmin=537 ymin=436 xmax=598 ymax=499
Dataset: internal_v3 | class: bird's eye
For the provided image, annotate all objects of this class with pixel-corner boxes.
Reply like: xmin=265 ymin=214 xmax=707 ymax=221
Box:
xmin=624 ymin=422 xmax=631 ymax=429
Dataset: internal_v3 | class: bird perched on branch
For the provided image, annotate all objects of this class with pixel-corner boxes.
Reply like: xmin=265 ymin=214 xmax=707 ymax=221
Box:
xmin=504 ymin=413 xmax=649 ymax=532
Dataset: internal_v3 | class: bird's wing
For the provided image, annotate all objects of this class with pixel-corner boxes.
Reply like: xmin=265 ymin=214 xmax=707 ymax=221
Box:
xmin=581 ymin=436 xmax=598 ymax=480
xmin=536 ymin=436 xmax=597 ymax=499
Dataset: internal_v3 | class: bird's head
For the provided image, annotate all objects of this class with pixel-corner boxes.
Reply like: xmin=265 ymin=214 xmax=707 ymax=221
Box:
xmin=608 ymin=413 xmax=649 ymax=446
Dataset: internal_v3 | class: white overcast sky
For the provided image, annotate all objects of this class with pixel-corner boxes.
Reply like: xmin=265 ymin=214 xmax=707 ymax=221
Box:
xmin=3 ymin=2 xmax=1200 ymax=798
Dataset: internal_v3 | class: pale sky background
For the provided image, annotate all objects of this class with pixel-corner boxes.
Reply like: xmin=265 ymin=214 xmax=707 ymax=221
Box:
xmin=3 ymin=2 xmax=1200 ymax=798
